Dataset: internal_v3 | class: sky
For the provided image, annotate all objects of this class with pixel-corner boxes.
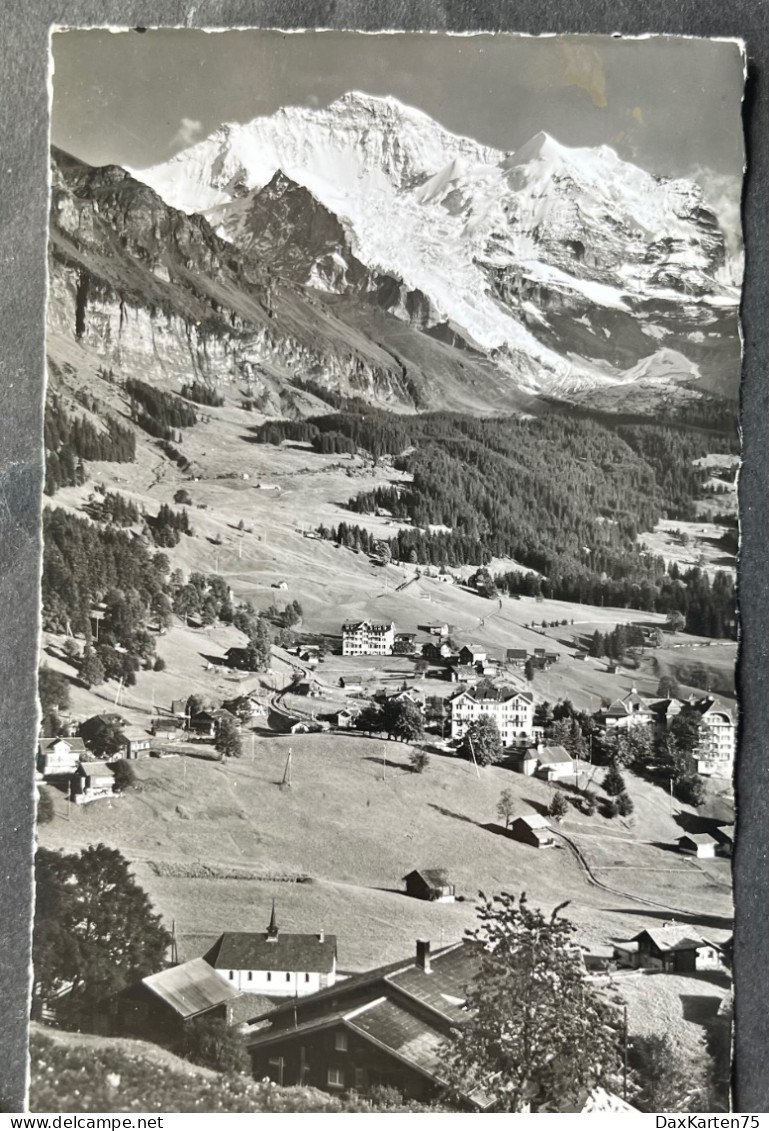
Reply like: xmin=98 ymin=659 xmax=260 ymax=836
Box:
xmin=50 ymin=28 xmax=745 ymax=186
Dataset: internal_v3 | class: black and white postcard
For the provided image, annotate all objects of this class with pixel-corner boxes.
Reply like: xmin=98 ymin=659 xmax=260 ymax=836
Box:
xmin=24 ymin=26 xmax=752 ymax=1114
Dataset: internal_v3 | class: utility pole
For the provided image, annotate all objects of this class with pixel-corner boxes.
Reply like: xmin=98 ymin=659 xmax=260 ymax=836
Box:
xmin=468 ymin=736 xmax=481 ymax=779
xmin=382 ymin=745 xmax=386 ymax=781
xmin=281 ymin=746 xmax=293 ymax=788
xmin=623 ymin=1005 xmax=628 ymax=1100
xmin=251 ymin=733 xmax=255 ymax=764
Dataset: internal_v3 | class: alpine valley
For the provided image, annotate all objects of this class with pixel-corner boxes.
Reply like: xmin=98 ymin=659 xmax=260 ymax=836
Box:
xmin=49 ymin=92 xmax=741 ymax=418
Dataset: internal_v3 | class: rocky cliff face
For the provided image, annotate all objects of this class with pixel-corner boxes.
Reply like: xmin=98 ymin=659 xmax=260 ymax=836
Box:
xmin=132 ymin=93 xmax=741 ymax=400
xmin=48 ymin=148 xmax=534 ymax=415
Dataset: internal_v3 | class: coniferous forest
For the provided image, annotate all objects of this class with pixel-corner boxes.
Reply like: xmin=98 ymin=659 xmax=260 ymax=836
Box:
xmin=254 ymin=408 xmax=737 ymax=637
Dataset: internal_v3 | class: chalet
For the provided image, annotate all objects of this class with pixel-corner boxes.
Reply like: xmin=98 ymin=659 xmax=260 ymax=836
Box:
xmin=394 ymin=632 xmax=418 ymax=652
xmin=677 ymin=831 xmax=731 ymax=858
xmin=123 ymin=727 xmax=152 ymax=759
xmin=422 ymin=641 xmax=453 ymax=663
xmin=403 ymin=869 xmax=455 ymax=903
xmin=246 ymin=939 xmax=490 ymax=1107
xmin=506 ymin=648 xmax=528 ymax=668
xmin=508 ymin=747 xmax=540 ymax=777
xmin=295 ymin=679 xmax=323 ymax=698
xmin=272 ymin=580 xmax=289 ymax=590
xmin=189 ymin=708 xmax=239 ymax=738
xmin=114 ymin=957 xmax=262 ymax=1046
xmin=617 ymin=926 xmax=725 ymax=973
xmin=203 ymin=906 xmax=338 ymax=998
xmin=37 ymin=736 xmax=86 ymax=778
xmin=341 ymin=621 xmax=395 ymax=657
xmin=450 ymin=686 xmax=537 ymax=747
xmin=447 ymin=665 xmax=478 ymax=685
xmin=224 ymin=646 xmax=253 ymax=671
xmin=222 ymin=694 xmax=267 ymax=722
xmin=601 ymin=688 xmax=655 ymax=731
xmin=335 ymin=709 xmax=357 ymax=729
xmin=419 ymin=622 xmax=449 ymax=638
xmin=72 ymin=761 xmax=115 ymax=803
xmin=375 ymin=687 xmax=425 ymax=709
xmin=458 ymin=645 xmax=486 ymax=667
xmin=534 ymin=745 xmax=575 ymax=782
xmin=510 ymin=814 xmax=555 ymax=848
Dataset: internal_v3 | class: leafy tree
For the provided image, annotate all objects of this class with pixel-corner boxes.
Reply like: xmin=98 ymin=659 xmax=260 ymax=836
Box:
xmin=39 ymin=666 xmax=70 ymax=732
xmin=608 ymin=725 xmax=653 ymax=770
xmin=381 ymin=698 xmax=424 ymax=743
xmin=410 ymin=747 xmax=430 ymax=774
xmin=657 ymin=675 xmax=681 ymax=698
xmin=62 ymin=638 xmax=80 ymax=661
xmin=354 ymin=704 xmax=384 ymax=734
xmin=628 ymin=1033 xmax=692 ymax=1113
xmin=524 ymin=658 xmax=535 ymax=681
xmin=440 ymin=892 xmax=622 ymax=1112
xmin=80 ymin=716 xmax=126 ymax=759
xmin=173 ymin=488 xmax=192 ymax=506
xmin=674 ymin=773 xmax=706 ymax=807
xmin=548 ymin=790 xmax=569 ymax=821
xmin=79 ymin=647 xmax=105 ymax=689
xmin=670 ymin=707 xmax=703 ymax=757
xmin=153 ymin=656 xmax=166 ymax=672
xmin=496 ymin=787 xmax=516 ymax=829
xmin=186 ymin=694 xmax=208 ymax=717
xmin=181 ymin=1015 xmax=250 ymax=1074
xmin=215 ymin=716 xmax=242 ymax=761
xmin=666 ymin=610 xmax=686 ymax=634
xmin=463 ymin=716 xmax=503 ymax=767
xmin=582 ymin=791 xmax=597 ymax=816
xmin=603 ymin=798 xmax=621 ymax=819
xmin=602 ymin=764 xmax=626 ymax=798
xmin=245 ymin=618 xmax=272 ymax=672
xmin=33 ymin=845 xmax=172 ymax=1018
xmin=112 ymin=759 xmax=136 ymax=792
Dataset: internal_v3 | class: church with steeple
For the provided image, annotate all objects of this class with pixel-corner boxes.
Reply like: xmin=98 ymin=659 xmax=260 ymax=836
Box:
xmin=202 ymin=902 xmax=338 ymax=998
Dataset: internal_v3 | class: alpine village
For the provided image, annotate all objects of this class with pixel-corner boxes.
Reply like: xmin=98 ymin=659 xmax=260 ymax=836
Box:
xmin=33 ymin=89 xmax=739 ymax=1114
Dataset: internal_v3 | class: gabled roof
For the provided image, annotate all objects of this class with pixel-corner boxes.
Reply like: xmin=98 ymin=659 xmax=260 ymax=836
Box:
xmin=537 ymin=745 xmax=572 ymax=765
xmin=513 ymin=813 xmax=551 ymax=830
xmin=78 ymin=761 xmax=115 ymax=778
xmin=631 ymin=926 xmax=715 ymax=953
xmin=204 ymin=931 xmax=337 ymax=973
xmin=246 ymin=940 xmax=490 ymax=1106
xmin=679 ymin=832 xmax=721 ymax=846
xmin=142 ymin=957 xmax=244 ymax=1019
xmin=404 ymin=868 xmax=452 ymax=889
xmin=39 ymin=736 xmax=86 ymax=754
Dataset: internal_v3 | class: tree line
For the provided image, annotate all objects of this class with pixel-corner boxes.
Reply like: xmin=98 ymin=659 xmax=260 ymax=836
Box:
xmin=44 ymin=395 xmax=136 ymax=495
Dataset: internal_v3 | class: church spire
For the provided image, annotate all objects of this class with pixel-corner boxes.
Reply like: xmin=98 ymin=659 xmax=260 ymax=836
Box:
xmin=266 ymin=898 xmax=279 ymax=941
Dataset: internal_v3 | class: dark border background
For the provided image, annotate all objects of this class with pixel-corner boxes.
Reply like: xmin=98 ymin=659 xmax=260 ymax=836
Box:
xmin=1 ymin=1 xmax=766 ymax=1114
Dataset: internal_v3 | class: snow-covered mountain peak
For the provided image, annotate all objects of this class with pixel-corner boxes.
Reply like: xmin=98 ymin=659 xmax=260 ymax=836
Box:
xmin=128 ymin=94 xmax=739 ymax=397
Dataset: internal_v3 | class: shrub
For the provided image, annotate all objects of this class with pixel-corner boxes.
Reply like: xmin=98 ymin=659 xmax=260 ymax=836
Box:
xmin=112 ymin=759 xmax=136 ymax=792
xmin=548 ymin=790 xmax=569 ymax=821
xmin=410 ymin=747 xmax=430 ymax=774
xmin=602 ymin=764 xmax=626 ymax=797
xmin=674 ymin=773 xmax=706 ymax=807
xmin=582 ymin=791 xmax=597 ymax=816
xmin=603 ymin=798 xmax=620 ymax=819
xmin=153 ymin=656 xmax=166 ymax=672
xmin=616 ymin=791 xmax=634 ymax=817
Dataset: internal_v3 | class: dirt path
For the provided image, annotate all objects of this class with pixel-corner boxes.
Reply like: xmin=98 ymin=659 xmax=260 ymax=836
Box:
xmin=552 ymin=828 xmax=728 ymax=923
